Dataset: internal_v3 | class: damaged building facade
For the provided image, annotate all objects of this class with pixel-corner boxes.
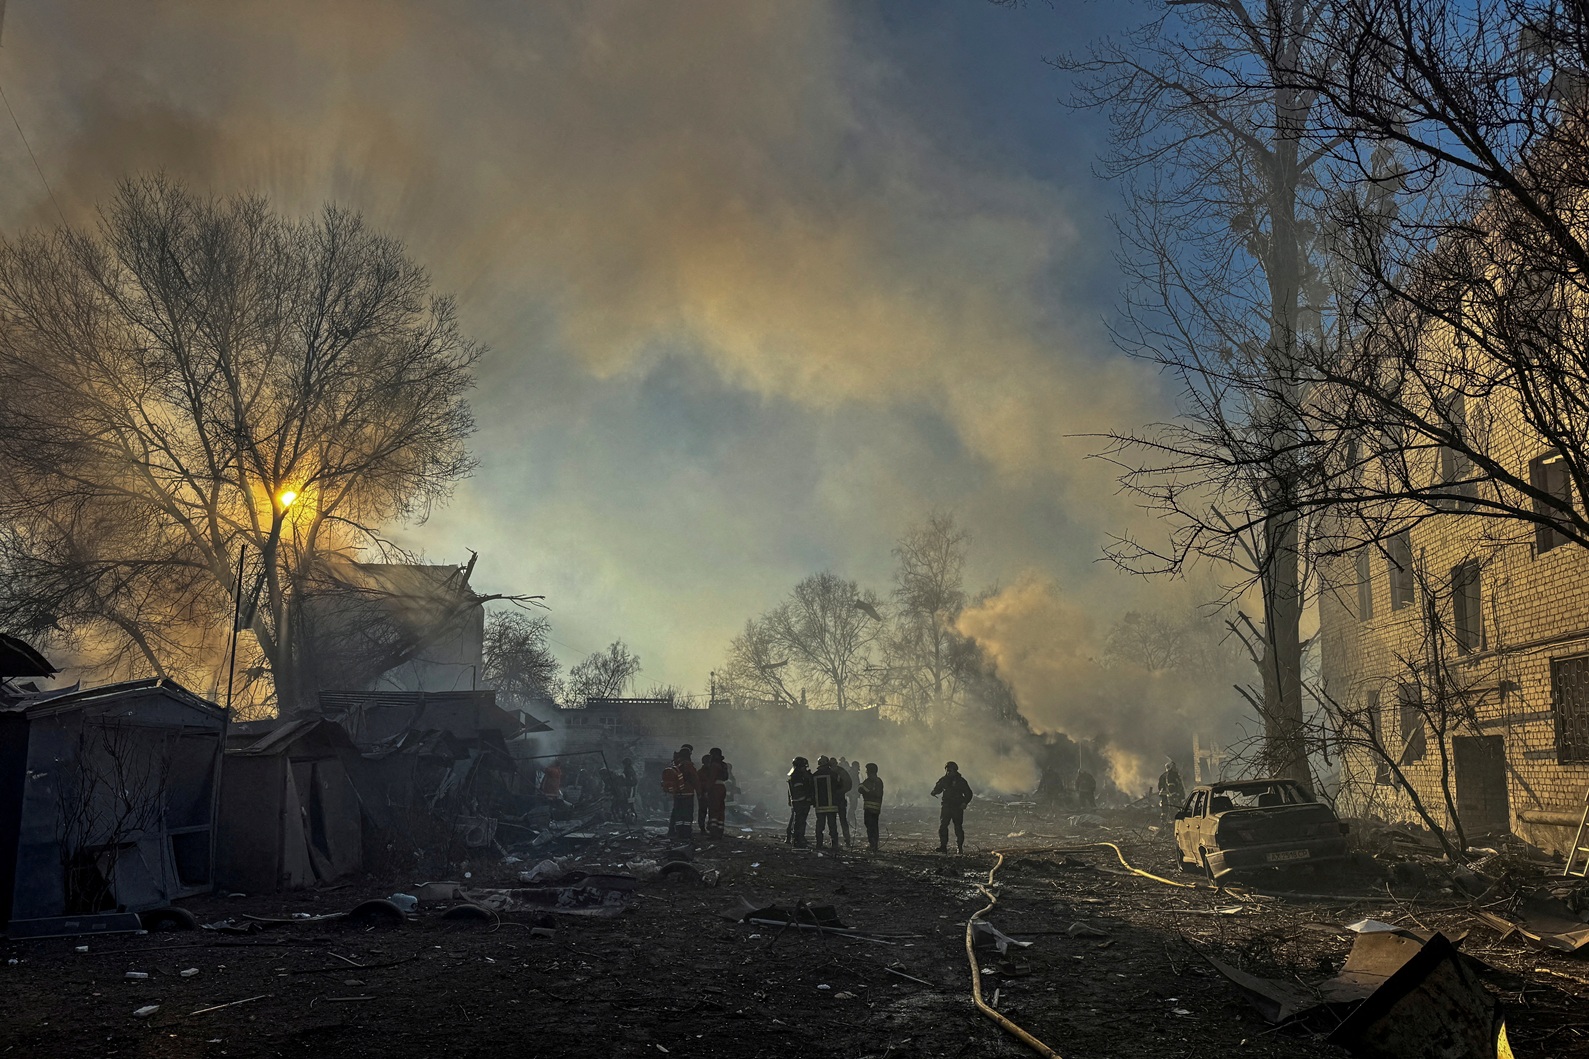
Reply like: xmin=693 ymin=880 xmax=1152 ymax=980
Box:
xmin=1319 ymin=371 xmax=1589 ymax=856
xmin=0 ymin=679 xmax=226 ymax=935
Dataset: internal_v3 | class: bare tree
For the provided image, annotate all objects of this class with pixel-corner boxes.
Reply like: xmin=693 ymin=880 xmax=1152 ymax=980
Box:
xmin=1250 ymin=0 xmax=1589 ymax=565
xmin=1103 ymin=607 xmax=1248 ymax=681
xmin=763 ymin=572 xmax=884 ymax=711
xmin=1311 ymin=547 xmax=1494 ymax=859
xmin=719 ymin=616 xmax=801 ymax=708
xmin=0 ymin=176 xmax=481 ymax=711
xmin=564 ymin=641 xmax=642 ymax=705
xmin=884 ymin=512 xmax=972 ymax=721
xmin=482 ymin=609 xmax=562 ymax=704
xmin=1059 ymin=1 xmax=1340 ymax=784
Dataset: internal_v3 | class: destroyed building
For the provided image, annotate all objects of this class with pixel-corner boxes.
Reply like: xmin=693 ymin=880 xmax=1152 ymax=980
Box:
xmin=297 ymin=555 xmax=488 ymax=696
xmin=0 ymin=679 xmax=226 ymax=935
xmin=218 ymin=716 xmax=369 ymax=892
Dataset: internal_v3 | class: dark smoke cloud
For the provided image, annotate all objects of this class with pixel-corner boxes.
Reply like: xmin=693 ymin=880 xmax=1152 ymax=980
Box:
xmin=0 ymin=1 xmax=1186 ymax=695
xmin=957 ymin=573 xmax=1252 ymax=793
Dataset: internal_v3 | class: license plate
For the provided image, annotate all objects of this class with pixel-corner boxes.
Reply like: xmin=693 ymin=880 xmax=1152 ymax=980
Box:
xmin=1266 ymin=849 xmax=1311 ymax=863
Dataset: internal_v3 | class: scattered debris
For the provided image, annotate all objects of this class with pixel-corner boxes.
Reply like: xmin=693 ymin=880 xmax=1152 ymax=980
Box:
xmin=1327 ymin=935 xmax=1508 ymax=1059
xmin=132 ymin=1005 xmax=159 ymax=1019
xmin=971 ymin=921 xmax=1033 ymax=954
xmin=343 ymin=899 xmax=406 ymax=929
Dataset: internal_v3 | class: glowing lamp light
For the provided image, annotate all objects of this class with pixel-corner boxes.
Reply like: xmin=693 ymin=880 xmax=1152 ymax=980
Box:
xmin=277 ymin=489 xmax=298 ymax=508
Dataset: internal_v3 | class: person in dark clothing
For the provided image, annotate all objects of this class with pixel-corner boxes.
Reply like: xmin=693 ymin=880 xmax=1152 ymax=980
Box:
xmin=696 ymin=750 xmax=723 ymax=834
xmin=812 ymin=756 xmax=841 ymax=849
xmin=664 ymin=746 xmax=699 ymax=841
xmin=930 ymin=761 xmax=974 ymax=853
xmin=701 ymin=747 xmax=730 ymax=838
xmin=832 ymin=755 xmax=854 ymax=847
xmin=1157 ymin=760 xmax=1185 ymax=823
xmin=857 ymin=762 xmax=884 ymax=852
xmin=786 ymin=757 xmax=813 ymax=847
xmin=1075 ymin=768 xmax=1097 ymax=810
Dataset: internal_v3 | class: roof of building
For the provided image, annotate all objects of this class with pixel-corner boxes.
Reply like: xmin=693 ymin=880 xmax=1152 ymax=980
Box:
xmin=0 ymin=677 xmax=225 ymax=720
xmin=0 ymin=634 xmax=54 ymax=679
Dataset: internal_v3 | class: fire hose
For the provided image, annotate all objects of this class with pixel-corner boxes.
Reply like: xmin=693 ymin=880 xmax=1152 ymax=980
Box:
xmin=962 ymin=842 xmax=1236 ymax=1059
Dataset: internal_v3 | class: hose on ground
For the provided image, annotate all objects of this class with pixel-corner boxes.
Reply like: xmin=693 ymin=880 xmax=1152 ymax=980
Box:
xmin=962 ymin=841 xmax=1253 ymax=1059
xmin=965 ymin=850 xmax=1063 ymax=1058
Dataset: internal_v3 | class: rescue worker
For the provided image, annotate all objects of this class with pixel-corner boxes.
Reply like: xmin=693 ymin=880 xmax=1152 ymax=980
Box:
xmin=701 ymin=747 xmax=730 ymax=838
xmin=540 ymin=760 xmax=564 ymax=802
xmin=621 ymin=758 xmax=639 ymax=819
xmin=696 ymin=750 xmax=723 ymax=834
xmin=1157 ymin=759 xmax=1185 ymax=822
xmin=858 ymin=762 xmax=884 ymax=852
xmin=787 ymin=756 xmax=814 ymax=847
xmin=1075 ymin=768 xmax=1097 ymax=810
xmin=664 ymin=747 xmax=698 ymax=841
xmin=812 ymin=756 xmax=841 ymax=849
xmin=930 ymin=761 xmax=974 ymax=854
xmin=847 ymin=756 xmax=862 ymax=819
xmin=833 ymin=754 xmax=854 ymax=847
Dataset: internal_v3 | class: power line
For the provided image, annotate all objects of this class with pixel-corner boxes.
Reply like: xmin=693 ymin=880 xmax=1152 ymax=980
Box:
xmin=0 ymin=76 xmax=67 ymax=227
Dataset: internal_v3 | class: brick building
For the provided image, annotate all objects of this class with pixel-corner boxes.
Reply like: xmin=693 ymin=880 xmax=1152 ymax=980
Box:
xmin=1319 ymin=425 xmax=1589 ymax=855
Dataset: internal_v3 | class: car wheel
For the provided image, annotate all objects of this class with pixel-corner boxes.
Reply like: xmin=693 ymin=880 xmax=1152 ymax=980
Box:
xmin=139 ymin=907 xmax=197 ymax=932
xmin=1177 ymin=848 xmax=1199 ymax=873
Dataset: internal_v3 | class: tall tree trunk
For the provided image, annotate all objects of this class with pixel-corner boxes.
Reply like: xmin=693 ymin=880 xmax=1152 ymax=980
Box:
xmin=1260 ymin=69 xmax=1313 ymax=788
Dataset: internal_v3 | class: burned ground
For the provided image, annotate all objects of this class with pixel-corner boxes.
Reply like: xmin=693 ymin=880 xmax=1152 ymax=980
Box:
xmin=0 ymin=805 xmax=1584 ymax=1058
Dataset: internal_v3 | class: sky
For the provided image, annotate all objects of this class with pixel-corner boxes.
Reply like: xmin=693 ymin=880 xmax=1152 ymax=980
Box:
xmin=0 ymin=1 xmax=1237 ymax=779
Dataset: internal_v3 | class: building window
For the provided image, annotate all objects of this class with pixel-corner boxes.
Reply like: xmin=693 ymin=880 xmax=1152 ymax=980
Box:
xmin=1397 ymin=683 xmax=1427 ymax=765
xmin=1451 ymin=561 xmax=1484 ymax=655
xmin=1366 ymin=690 xmax=1393 ymax=784
xmin=1439 ymin=393 xmax=1476 ymax=507
xmin=1530 ymin=451 xmax=1573 ymax=555
xmin=1555 ymin=656 xmax=1589 ymax=765
xmin=1387 ymin=532 xmax=1414 ymax=610
xmin=1355 ymin=550 xmax=1374 ymax=621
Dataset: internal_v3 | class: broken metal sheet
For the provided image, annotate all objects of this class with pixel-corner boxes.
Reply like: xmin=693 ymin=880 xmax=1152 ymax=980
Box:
xmin=459 ymin=874 xmax=640 ymax=918
xmin=1509 ymin=894 xmax=1589 ymax=953
xmin=1201 ymin=952 xmax=1321 ymax=1024
xmin=1327 ymin=933 xmax=1508 ymax=1059
xmin=1320 ymin=931 xmax=1429 ymax=1004
xmin=970 ymin=921 xmax=1033 ymax=954
xmin=1344 ymin=919 xmax=1412 ymax=935
xmin=741 ymin=902 xmax=848 ymax=930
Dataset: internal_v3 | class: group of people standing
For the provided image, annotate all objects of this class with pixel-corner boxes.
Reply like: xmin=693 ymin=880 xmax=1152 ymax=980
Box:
xmin=660 ymin=744 xmax=734 ymax=840
xmin=785 ymin=755 xmax=881 ymax=850
xmin=785 ymin=758 xmax=974 ymax=854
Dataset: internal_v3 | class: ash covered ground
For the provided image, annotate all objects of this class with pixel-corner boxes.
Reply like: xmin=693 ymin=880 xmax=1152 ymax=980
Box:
xmin=1 ymin=803 xmax=1583 ymax=1059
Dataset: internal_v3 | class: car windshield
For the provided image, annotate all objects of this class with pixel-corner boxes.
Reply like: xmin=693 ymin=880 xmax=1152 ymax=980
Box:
xmin=1207 ymin=782 xmax=1312 ymax=811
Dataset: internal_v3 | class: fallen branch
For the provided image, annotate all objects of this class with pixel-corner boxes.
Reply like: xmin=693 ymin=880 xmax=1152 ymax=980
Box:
xmin=744 ymin=918 xmax=899 ymax=945
xmin=189 ymin=995 xmax=268 ymax=1016
xmin=883 ymin=966 xmax=933 ymax=987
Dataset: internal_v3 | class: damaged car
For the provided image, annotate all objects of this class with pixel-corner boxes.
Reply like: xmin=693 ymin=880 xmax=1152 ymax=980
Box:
xmin=1173 ymin=779 xmax=1349 ymax=880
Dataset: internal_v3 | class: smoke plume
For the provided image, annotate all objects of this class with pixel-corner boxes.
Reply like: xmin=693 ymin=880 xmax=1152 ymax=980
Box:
xmin=957 ymin=573 xmax=1251 ymax=794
